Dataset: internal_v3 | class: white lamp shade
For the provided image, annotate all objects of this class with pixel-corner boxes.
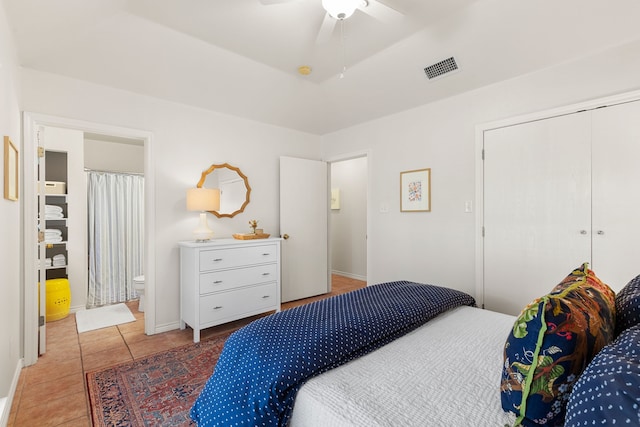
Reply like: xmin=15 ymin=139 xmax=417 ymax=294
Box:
xmin=322 ymin=0 xmax=360 ymax=20
xmin=187 ymin=187 xmax=220 ymax=212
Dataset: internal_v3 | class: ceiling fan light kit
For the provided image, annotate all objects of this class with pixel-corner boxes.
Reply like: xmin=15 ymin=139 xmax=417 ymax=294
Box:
xmin=322 ymin=0 xmax=365 ymax=20
xmin=260 ymin=0 xmax=403 ymax=78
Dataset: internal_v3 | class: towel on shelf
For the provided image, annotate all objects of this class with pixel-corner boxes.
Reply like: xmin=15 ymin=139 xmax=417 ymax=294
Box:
xmin=44 ymin=229 xmax=63 ymax=243
xmin=45 ymin=258 xmax=52 ymax=267
xmin=45 ymin=205 xmax=63 ymax=213
xmin=52 ymin=254 xmax=66 ymax=266
xmin=44 ymin=206 xmax=64 ymax=220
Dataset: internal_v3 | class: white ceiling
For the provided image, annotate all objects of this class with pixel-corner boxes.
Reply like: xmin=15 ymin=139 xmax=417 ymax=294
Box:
xmin=4 ymin=0 xmax=640 ymax=135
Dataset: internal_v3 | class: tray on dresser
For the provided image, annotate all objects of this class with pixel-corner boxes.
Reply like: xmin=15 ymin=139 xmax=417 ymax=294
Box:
xmin=232 ymin=233 xmax=271 ymax=240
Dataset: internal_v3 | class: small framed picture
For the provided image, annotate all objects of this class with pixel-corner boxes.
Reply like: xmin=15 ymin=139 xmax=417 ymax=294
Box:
xmin=400 ymin=168 xmax=430 ymax=212
xmin=4 ymin=136 xmax=18 ymax=201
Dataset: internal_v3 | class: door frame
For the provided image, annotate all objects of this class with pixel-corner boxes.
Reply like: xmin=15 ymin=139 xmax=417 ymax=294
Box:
xmin=474 ymin=89 xmax=640 ymax=310
xmin=325 ymin=149 xmax=371 ymax=284
xmin=22 ymin=112 xmax=155 ymax=366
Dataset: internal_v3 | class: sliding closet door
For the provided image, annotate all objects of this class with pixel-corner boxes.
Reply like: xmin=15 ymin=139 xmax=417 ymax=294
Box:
xmin=483 ymin=112 xmax=592 ymax=315
xmin=591 ymin=101 xmax=640 ymax=291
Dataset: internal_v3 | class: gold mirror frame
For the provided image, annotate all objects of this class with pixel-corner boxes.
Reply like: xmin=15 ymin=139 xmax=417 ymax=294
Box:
xmin=197 ymin=163 xmax=251 ymax=218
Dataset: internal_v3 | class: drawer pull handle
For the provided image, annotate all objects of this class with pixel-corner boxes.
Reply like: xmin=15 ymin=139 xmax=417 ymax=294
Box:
xmin=262 ymin=273 xmax=270 ymax=276
xmin=261 ymin=295 xmax=270 ymax=299
xmin=213 ymin=306 xmax=223 ymax=310
xmin=262 ymin=253 xmax=270 ymax=256
xmin=213 ymin=280 xmax=223 ymax=284
xmin=213 ymin=258 xmax=223 ymax=262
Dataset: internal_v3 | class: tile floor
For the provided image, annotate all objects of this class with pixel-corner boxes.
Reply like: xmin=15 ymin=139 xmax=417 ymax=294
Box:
xmin=8 ymin=275 xmax=365 ymax=426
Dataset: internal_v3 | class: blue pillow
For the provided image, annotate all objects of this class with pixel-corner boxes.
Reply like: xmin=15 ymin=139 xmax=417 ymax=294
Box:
xmin=616 ymin=274 xmax=640 ymax=336
xmin=500 ymin=264 xmax=616 ymax=426
xmin=565 ymin=324 xmax=640 ymax=427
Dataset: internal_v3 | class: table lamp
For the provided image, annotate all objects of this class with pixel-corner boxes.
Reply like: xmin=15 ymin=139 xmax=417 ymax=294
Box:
xmin=186 ymin=187 xmax=220 ymax=242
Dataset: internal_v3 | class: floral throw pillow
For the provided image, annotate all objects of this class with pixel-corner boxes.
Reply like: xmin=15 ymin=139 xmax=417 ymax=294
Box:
xmin=500 ymin=263 xmax=616 ymax=426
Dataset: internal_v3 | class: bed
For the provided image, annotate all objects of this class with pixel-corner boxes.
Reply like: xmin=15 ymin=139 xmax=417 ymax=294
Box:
xmin=289 ymin=305 xmax=515 ymax=426
xmin=190 ymin=266 xmax=640 ymax=427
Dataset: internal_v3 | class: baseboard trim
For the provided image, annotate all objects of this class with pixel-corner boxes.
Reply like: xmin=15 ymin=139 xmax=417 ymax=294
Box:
xmin=331 ymin=270 xmax=367 ymax=282
xmin=0 ymin=358 xmax=24 ymax=426
xmin=153 ymin=321 xmax=181 ymax=335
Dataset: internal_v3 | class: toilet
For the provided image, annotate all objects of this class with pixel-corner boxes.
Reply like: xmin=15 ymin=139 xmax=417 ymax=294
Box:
xmin=133 ymin=275 xmax=145 ymax=312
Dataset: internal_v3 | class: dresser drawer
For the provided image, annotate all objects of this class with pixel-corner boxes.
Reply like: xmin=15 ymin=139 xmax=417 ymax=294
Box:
xmin=199 ymin=283 xmax=278 ymax=325
xmin=199 ymin=263 xmax=278 ymax=294
xmin=199 ymin=244 xmax=278 ymax=271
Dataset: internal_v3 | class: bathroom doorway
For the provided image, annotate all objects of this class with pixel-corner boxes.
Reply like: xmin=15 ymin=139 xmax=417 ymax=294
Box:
xmin=85 ymin=134 xmax=145 ymax=308
xmin=22 ymin=113 xmax=154 ymax=365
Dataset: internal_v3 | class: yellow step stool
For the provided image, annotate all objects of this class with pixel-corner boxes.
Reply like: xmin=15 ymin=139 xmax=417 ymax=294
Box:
xmin=46 ymin=278 xmax=71 ymax=322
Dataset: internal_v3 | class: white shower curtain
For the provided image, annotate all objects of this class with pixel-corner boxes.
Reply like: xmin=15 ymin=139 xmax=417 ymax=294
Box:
xmin=87 ymin=171 xmax=144 ymax=307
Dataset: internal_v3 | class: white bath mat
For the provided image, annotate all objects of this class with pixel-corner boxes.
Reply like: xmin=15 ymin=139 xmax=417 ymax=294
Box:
xmin=75 ymin=303 xmax=136 ymax=333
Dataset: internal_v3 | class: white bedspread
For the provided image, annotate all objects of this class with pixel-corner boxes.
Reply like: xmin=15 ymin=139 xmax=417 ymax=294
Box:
xmin=289 ymin=305 xmax=516 ymax=426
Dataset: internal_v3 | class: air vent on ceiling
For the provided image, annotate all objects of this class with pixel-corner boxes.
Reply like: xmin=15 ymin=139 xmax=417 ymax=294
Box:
xmin=424 ymin=57 xmax=459 ymax=80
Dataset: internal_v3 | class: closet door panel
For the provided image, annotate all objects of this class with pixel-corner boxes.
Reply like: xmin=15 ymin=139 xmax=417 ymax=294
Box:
xmin=483 ymin=113 xmax=592 ymax=315
xmin=592 ymin=101 xmax=640 ymax=291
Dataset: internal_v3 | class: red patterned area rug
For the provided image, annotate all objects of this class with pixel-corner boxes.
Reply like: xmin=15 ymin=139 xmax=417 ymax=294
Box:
xmin=86 ymin=332 xmax=232 ymax=426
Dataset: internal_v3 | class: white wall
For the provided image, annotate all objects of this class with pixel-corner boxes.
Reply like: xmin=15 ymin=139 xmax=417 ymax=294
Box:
xmin=322 ymin=39 xmax=640 ymax=298
xmin=20 ymin=38 xmax=640 ymax=332
xmin=0 ymin=0 xmax=22 ymax=419
xmin=84 ymin=138 xmax=144 ymax=174
xmin=330 ymin=157 xmax=367 ymax=280
xmin=19 ymin=69 xmax=323 ymax=330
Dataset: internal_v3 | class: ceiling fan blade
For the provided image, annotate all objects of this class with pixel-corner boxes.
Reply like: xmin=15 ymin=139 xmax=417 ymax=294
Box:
xmin=359 ymin=0 xmax=404 ymax=23
xmin=258 ymin=0 xmax=297 ymax=5
xmin=315 ymin=12 xmax=337 ymax=44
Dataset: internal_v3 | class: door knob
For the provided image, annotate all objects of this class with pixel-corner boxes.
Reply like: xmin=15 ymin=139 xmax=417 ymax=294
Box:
xmin=282 ymin=234 xmax=290 ymax=240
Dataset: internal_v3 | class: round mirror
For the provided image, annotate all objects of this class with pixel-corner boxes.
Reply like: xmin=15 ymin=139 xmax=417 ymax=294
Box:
xmin=197 ymin=163 xmax=251 ymax=218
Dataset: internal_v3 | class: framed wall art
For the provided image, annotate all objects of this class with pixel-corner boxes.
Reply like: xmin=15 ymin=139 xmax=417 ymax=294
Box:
xmin=4 ymin=136 xmax=18 ymax=201
xmin=400 ymin=168 xmax=430 ymax=212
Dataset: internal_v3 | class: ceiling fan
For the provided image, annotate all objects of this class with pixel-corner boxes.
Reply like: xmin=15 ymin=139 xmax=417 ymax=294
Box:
xmin=259 ymin=0 xmax=404 ymax=44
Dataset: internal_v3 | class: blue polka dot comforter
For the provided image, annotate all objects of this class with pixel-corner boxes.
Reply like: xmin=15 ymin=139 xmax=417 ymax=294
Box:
xmin=190 ymin=280 xmax=476 ymax=426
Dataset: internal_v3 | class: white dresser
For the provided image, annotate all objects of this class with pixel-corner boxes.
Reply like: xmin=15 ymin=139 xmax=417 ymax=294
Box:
xmin=179 ymin=238 xmax=282 ymax=342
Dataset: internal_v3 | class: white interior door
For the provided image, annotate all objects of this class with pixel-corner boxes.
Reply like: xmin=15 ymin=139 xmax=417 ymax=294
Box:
xmin=280 ymin=156 xmax=329 ymax=302
xmin=591 ymin=101 xmax=640 ymax=291
xmin=483 ymin=112 xmax=592 ymax=315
